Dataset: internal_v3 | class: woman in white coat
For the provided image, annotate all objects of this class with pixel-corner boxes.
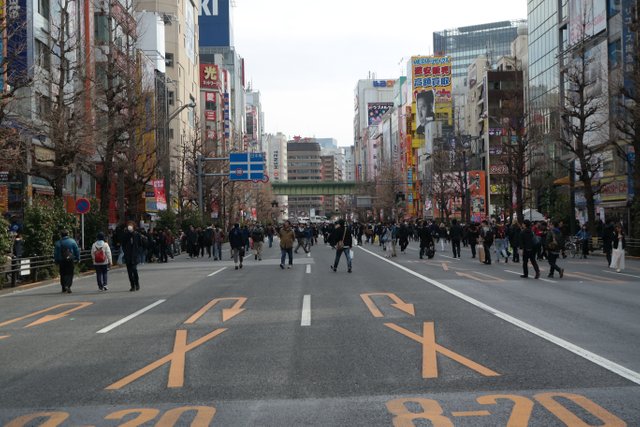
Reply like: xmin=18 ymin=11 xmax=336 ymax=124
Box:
xmin=609 ymin=225 xmax=626 ymax=273
xmin=92 ymin=232 xmax=113 ymax=291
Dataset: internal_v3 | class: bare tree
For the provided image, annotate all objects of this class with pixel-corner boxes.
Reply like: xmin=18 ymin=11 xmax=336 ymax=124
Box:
xmin=175 ymin=115 xmax=205 ymax=218
xmin=374 ymin=162 xmax=403 ymax=222
xmin=90 ymin=0 xmax=144 ymax=221
xmin=0 ymin=6 xmax=31 ymax=165
xmin=559 ymin=25 xmax=609 ymax=235
xmin=428 ymin=149 xmax=456 ymax=222
xmin=23 ymin=0 xmax=91 ymax=197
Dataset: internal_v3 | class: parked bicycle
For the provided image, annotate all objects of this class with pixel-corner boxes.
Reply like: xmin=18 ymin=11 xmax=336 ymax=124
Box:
xmin=564 ymin=236 xmax=579 ymax=258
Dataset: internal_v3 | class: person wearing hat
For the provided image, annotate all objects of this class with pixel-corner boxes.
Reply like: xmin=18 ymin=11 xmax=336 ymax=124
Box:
xmin=91 ymin=232 xmax=113 ymax=291
xmin=329 ymin=219 xmax=353 ymax=273
xmin=54 ymin=229 xmax=80 ymax=293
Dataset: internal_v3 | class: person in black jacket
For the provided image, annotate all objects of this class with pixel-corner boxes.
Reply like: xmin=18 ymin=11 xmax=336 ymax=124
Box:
xmin=122 ymin=222 xmax=142 ymax=291
xmin=467 ymin=223 xmax=479 ymax=258
xmin=508 ymin=222 xmax=521 ymax=263
xmin=520 ymin=220 xmax=540 ymax=279
xmin=602 ymin=220 xmax=615 ymax=266
xmin=329 ymin=219 xmax=353 ymax=273
xmin=450 ymin=219 xmax=463 ymax=258
xmin=228 ymin=223 xmax=245 ymax=270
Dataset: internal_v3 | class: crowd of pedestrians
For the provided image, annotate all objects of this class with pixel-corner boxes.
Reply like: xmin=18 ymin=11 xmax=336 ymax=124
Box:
xmin=6 ymin=211 xmax=631 ymax=295
xmin=345 ymin=216 xmax=628 ymax=278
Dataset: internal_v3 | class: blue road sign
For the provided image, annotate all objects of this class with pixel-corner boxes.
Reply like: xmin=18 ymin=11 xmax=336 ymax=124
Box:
xmin=229 ymin=152 xmax=264 ymax=181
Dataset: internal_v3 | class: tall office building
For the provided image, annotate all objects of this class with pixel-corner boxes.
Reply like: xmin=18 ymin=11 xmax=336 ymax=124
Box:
xmin=434 ymin=20 xmax=525 ymax=91
xmin=287 ymin=141 xmax=322 ymax=217
xmin=527 ymin=0 xmax=564 ymax=181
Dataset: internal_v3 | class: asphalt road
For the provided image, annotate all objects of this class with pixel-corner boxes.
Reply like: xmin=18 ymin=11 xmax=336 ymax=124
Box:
xmin=1 ymin=238 xmax=639 ymax=426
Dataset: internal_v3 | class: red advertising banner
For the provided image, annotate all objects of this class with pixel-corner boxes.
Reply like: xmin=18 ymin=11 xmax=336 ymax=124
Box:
xmin=200 ymin=64 xmax=220 ymax=88
xmin=205 ymin=110 xmax=216 ymax=121
xmin=205 ymin=92 xmax=215 ymax=102
xmin=468 ymin=170 xmax=487 ymax=222
xmin=153 ymin=179 xmax=167 ymax=211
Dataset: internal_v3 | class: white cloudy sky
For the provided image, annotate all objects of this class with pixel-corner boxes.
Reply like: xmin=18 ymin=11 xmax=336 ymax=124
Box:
xmin=233 ymin=0 xmax=528 ymax=147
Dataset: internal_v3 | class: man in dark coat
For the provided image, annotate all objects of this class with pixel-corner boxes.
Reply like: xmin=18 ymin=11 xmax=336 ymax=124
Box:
xmin=228 ymin=223 xmax=245 ymax=270
xmin=520 ymin=220 xmax=540 ymax=279
xmin=54 ymin=229 xmax=80 ymax=293
xmin=602 ymin=219 xmax=615 ymax=266
xmin=329 ymin=219 xmax=353 ymax=273
xmin=122 ymin=222 xmax=142 ymax=291
xmin=449 ymin=219 xmax=463 ymax=258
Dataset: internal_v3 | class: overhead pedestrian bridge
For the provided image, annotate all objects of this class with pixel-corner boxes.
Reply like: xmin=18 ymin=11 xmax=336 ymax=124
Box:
xmin=271 ymin=181 xmax=361 ymax=196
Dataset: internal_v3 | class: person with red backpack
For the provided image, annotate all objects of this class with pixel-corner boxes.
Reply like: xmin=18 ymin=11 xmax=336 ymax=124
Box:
xmin=91 ymin=232 xmax=113 ymax=291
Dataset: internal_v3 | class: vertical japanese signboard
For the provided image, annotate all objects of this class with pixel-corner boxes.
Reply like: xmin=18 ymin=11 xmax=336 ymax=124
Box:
xmin=411 ymin=56 xmax=453 ymax=135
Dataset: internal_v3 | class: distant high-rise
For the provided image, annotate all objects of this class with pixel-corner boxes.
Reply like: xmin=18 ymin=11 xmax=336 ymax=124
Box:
xmin=433 ymin=20 xmax=525 ymax=91
xmin=287 ymin=141 xmax=323 ymax=217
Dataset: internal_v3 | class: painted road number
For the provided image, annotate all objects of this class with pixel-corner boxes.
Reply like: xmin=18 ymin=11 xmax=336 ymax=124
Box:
xmin=386 ymin=393 xmax=627 ymax=426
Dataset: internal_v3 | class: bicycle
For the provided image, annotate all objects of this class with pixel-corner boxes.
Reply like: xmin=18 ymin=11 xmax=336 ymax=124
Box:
xmin=564 ymin=236 xmax=578 ymax=258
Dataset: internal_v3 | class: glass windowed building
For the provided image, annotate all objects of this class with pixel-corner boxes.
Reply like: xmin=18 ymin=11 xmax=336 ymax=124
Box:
xmin=433 ymin=20 xmax=526 ymax=90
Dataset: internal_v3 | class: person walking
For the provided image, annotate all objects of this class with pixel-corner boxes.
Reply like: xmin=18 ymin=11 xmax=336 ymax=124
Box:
xmin=54 ymin=229 xmax=80 ymax=293
xmin=213 ymin=226 xmax=223 ymax=260
xmin=251 ymin=224 xmax=265 ymax=261
xmin=450 ymin=219 xmax=463 ymax=258
xmin=509 ymin=222 xmax=521 ymax=263
xmin=330 ymin=219 xmax=353 ymax=273
xmin=602 ymin=220 xmax=615 ymax=266
xmin=91 ymin=232 xmax=113 ymax=291
xmin=609 ymin=224 xmax=626 ymax=272
xmin=480 ymin=220 xmax=494 ymax=265
xmin=576 ymin=224 xmax=590 ymax=259
xmin=228 ymin=223 xmax=245 ymax=270
xmin=279 ymin=220 xmax=296 ymax=269
xmin=520 ymin=220 xmax=540 ymax=279
xmin=468 ymin=223 xmax=479 ymax=259
xmin=545 ymin=221 xmax=565 ymax=278
xmin=267 ymin=224 xmax=275 ymax=248
xmin=122 ymin=222 xmax=142 ymax=291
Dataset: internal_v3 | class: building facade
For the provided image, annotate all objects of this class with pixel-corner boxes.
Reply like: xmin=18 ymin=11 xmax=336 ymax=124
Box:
xmin=287 ymin=140 xmax=322 ymax=218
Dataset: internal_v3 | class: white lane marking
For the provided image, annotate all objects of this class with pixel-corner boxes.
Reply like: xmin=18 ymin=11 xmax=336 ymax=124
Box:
xmin=504 ymin=269 xmax=558 ymax=284
xmin=208 ymin=267 xmax=227 ymax=277
xmin=602 ymin=269 xmax=640 ymax=280
xmin=301 ymin=295 xmax=311 ymax=326
xmin=306 ymin=264 xmax=311 ymax=274
xmin=439 ymin=254 xmax=456 ymax=260
xmin=97 ymin=300 xmax=166 ymax=334
xmin=358 ymin=246 xmax=640 ymax=385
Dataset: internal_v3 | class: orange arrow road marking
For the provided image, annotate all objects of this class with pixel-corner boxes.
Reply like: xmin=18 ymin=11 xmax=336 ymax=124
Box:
xmin=184 ymin=298 xmax=247 ymax=324
xmin=0 ymin=303 xmax=93 ymax=329
xmin=360 ymin=293 xmax=415 ymax=318
xmin=442 ymin=262 xmax=449 ymax=271
xmin=385 ymin=322 xmax=500 ymax=379
xmin=106 ymin=328 xmax=226 ymax=390
xmin=0 ymin=335 xmax=10 ymax=340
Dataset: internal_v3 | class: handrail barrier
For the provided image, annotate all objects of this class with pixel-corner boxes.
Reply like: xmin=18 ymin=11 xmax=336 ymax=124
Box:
xmin=1 ymin=248 xmax=122 ymax=289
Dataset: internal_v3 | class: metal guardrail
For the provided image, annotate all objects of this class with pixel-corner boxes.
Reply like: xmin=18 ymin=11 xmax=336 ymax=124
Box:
xmin=1 ymin=241 xmax=182 ymax=289
xmin=1 ymin=248 xmax=122 ymax=289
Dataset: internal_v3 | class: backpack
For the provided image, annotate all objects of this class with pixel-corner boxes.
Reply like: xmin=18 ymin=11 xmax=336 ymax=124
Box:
xmin=61 ymin=246 xmax=73 ymax=262
xmin=95 ymin=247 xmax=106 ymax=263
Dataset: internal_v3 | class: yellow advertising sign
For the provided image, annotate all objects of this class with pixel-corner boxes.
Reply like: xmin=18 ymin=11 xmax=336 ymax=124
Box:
xmin=411 ymin=56 xmax=453 ymax=127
